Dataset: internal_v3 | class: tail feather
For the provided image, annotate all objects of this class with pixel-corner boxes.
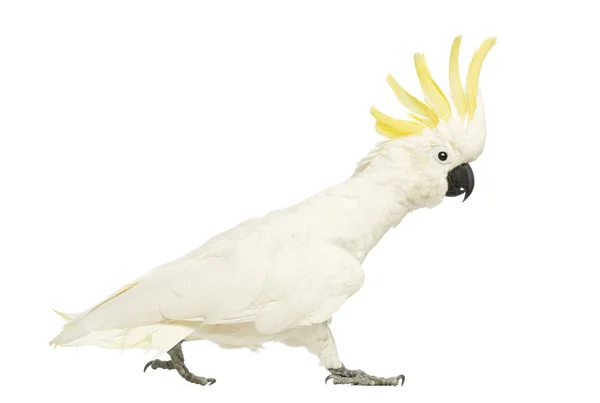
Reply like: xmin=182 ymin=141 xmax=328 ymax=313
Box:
xmin=49 ymin=322 xmax=197 ymax=357
xmin=52 ymin=309 xmax=77 ymax=323
xmin=49 ymin=276 xmax=199 ymax=355
xmin=49 ymin=322 xmax=91 ymax=347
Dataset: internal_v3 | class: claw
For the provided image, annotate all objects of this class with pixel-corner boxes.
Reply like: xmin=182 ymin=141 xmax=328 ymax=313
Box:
xmin=325 ymin=374 xmax=333 ymax=384
xmin=143 ymin=362 xmax=152 ymax=373
xmin=397 ymin=375 xmax=405 ymax=386
xmin=208 ymin=379 xmax=216 ymax=386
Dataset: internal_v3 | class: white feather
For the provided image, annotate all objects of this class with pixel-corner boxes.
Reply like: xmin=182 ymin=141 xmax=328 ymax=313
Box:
xmin=50 ymin=123 xmax=482 ymax=356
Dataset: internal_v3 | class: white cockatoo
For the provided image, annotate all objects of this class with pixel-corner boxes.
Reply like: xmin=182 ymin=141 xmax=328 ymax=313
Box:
xmin=50 ymin=36 xmax=496 ymax=387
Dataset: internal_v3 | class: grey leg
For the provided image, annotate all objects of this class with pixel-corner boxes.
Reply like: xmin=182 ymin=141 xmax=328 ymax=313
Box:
xmin=143 ymin=359 xmax=174 ymax=371
xmin=325 ymin=364 xmax=405 ymax=386
xmin=143 ymin=341 xmax=216 ymax=386
xmin=284 ymin=323 xmax=404 ymax=387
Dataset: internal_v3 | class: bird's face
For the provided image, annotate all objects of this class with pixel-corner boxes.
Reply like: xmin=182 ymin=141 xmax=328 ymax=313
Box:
xmin=381 ymin=100 xmax=486 ymax=209
xmin=365 ymin=36 xmax=494 ymax=210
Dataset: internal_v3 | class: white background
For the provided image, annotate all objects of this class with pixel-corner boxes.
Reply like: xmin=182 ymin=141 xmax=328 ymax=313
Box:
xmin=1 ymin=1 xmax=599 ymax=402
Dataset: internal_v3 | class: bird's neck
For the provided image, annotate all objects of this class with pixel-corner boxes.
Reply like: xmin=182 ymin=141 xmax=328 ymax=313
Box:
xmin=314 ymin=167 xmax=414 ymax=263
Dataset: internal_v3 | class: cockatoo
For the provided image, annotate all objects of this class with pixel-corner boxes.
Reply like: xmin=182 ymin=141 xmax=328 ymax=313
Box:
xmin=50 ymin=36 xmax=496 ymax=387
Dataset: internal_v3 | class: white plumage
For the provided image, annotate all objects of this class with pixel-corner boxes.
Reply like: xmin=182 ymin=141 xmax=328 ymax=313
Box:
xmin=50 ymin=36 xmax=496 ymax=378
xmin=50 ymin=167 xmax=406 ymax=365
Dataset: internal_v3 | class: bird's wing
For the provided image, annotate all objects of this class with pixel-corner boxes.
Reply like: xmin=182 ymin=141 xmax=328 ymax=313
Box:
xmin=51 ymin=208 xmax=364 ymax=350
xmin=251 ymin=244 xmax=365 ymax=335
xmin=133 ymin=240 xmax=365 ymax=336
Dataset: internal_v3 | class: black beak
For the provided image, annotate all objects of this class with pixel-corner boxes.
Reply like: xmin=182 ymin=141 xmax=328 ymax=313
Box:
xmin=446 ymin=163 xmax=474 ymax=202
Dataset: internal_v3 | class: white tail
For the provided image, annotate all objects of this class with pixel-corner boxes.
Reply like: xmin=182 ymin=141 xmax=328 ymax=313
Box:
xmin=49 ymin=279 xmax=199 ymax=356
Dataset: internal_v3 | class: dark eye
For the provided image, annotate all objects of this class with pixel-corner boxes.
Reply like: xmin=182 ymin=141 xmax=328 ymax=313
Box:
xmin=431 ymin=146 xmax=452 ymax=164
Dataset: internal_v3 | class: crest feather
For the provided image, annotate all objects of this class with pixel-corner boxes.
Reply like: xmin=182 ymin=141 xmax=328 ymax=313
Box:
xmin=466 ymin=37 xmax=496 ymax=119
xmin=370 ymin=37 xmax=495 ymax=138
xmin=449 ymin=36 xmax=467 ymax=119
xmin=385 ymin=74 xmax=439 ymax=127
xmin=370 ymin=106 xmax=426 ymax=137
xmin=414 ymin=53 xmax=452 ymax=121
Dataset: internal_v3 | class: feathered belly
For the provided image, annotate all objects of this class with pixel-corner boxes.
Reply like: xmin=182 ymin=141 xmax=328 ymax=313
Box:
xmin=186 ymin=323 xmax=297 ymax=350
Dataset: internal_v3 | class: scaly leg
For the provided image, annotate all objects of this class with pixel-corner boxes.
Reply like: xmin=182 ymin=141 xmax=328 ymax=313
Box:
xmin=144 ymin=359 xmax=174 ymax=371
xmin=325 ymin=365 xmax=404 ymax=386
xmin=283 ymin=322 xmax=404 ymax=387
xmin=143 ymin=341 xmax=216 ymax=386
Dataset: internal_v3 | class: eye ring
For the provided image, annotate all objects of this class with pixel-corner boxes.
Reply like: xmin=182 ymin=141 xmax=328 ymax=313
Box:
xmin=430 ymin=146 xmax=453 ymax=165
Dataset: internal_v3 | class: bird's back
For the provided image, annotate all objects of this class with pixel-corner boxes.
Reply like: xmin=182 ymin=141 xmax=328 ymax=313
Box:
xmin=50 ymin=188 xmax=343 ymax=353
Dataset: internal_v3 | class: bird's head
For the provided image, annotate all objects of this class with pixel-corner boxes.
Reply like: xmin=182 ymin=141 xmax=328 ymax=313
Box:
xmin=355 ymin=36 xmax=496 ymax=210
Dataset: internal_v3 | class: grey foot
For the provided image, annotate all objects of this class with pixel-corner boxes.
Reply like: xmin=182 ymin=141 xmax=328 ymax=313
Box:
xmin=325 ymin=366 xmax=405 ymax=386
xmin=143 ymin=342 xmax=216 ymax=386
xmin=144 ymin=359 xmax=174 ymax=371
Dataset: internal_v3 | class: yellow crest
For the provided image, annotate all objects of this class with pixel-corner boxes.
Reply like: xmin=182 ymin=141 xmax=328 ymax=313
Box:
xmin=371 ymin=36 xmax=496 ymax=138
